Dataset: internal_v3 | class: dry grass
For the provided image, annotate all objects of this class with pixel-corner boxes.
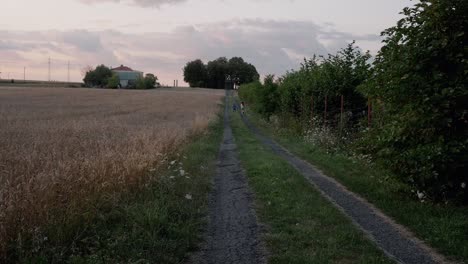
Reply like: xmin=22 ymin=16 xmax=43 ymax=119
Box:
xmin=0 ymin=87 xmax=224 ymax=260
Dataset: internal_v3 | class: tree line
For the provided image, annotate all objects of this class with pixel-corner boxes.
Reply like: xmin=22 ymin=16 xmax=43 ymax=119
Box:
xmin=83 ymin=65 xmax=158 ymax=89
xmin=183 ymin=57 xmax=259 ymax=89
xmin=239 ymin=0 xmax=467 ymax=204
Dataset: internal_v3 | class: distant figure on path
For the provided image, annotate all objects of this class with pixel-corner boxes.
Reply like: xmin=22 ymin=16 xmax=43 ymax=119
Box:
xmin=233 ymin=104 xmax=237 ymax=112
xmin=240 ymin=101 xmax=245 ymax=115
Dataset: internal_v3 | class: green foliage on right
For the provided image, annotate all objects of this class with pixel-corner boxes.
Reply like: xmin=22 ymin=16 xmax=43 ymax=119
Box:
xmin=359 ymin=0 xmax=467 ymax=202
xmin=241 ymin=42 xmax=371 ymax=125
xmin=239 ymin=75 xmax=279 ymax=119
xmin=239 ymin=0 xmax=467 ymax=203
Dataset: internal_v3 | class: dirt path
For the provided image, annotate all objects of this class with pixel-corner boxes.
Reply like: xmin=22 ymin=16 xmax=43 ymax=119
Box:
xmin=238 ymin=112 xmax=449 ymax=264
xmin=189 ymin=91 xmax=266 ymax=264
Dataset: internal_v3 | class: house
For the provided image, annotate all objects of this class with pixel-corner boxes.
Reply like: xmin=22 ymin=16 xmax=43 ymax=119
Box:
xmin=111 ymin=65 xmax=143 ymax=88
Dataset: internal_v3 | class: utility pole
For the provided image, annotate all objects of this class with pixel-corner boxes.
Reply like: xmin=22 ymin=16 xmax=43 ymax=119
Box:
xmin=67 ymin=61 xmax=70 ymax=83
xmin=48 ymin=57 xmax=51 ymax=81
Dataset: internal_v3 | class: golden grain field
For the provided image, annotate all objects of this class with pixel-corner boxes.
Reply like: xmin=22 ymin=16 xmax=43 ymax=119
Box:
xmin=0 ymin=86 xmax=224 ymax=258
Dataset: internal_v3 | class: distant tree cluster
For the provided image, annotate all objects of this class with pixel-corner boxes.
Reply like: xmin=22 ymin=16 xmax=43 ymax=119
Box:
xmin=136 ymin=73 xmax=158 ymax=89
xmin=183 ymin=57 xmax=259 ymax=89
xmin=83 ymin=65 xmax=112 ymax=88
xmin=83 ymin=65 xmax=158 ymax=89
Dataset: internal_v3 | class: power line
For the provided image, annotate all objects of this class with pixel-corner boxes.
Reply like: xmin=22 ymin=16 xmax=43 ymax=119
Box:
xmin=48 ymin=57 xmax=51 ymax=81
xmin=67 ymin=61 xmax=70 ymax=83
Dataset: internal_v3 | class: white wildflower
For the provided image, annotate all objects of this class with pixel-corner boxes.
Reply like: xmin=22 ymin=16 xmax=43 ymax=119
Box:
xmin=416 ymin=190 xmax=425 ymax=200
xmin=170 ymin=160 xmax=176 ymax=165
xmin=461 ymin=182 xmax=466 ymax=189
xmin=185 ymin=194 xmax=192 ymax=200
xmin=169 ymin=176 xmax=175 ymax=179
xmin=179 ymin=169 xmax=185 ymax=176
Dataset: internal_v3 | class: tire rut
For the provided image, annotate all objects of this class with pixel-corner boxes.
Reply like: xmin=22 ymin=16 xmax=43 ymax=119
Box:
xmin=188 ymin=90 xmax=266 ymax=264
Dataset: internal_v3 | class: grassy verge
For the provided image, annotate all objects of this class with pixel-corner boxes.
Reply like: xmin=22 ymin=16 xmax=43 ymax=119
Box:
xmin=230 ymin=112 xmax=393 ymax=264
xmin=19 ymin=113 xmax=224 ymax=264
xmin=245 ymin=112 xmax=468 ymax=263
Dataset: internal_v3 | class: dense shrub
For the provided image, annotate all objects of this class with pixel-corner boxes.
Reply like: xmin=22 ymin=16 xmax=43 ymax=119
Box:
xmin=107 ymin=73 xmax=120 ymax=89
xmin=359 ymin=0 xmax=467 ymax=202
xmin=83 ymin=65 xmax=112 ymax=87
xmin=241 ymin=43 xmax=371 ymax=127
xmin=239 ymin=75 xmax=280 ymax=119
xmin=239 ymin=0 xmax=467 ymax=203
xmin=132 ymin=74 xmax=158 ymax=89
xmin=144 ymin=73 xmax=158 ymax=89
xmin=136 ymin=77 xmax=147 ymax=90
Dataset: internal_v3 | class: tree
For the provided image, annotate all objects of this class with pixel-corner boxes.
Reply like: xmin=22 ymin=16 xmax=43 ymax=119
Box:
xmin=107 ymin=73 xmax=120 ymax=89
xmin=81 ymin=65 xmax=93 ymax=79
xmin=183 ymin=57 xmax=260 ymax=89
xmin=183 ymin=59 xmax=207 ymax=87
xmin=228 ymin=57 xmax=260 ymax=84
xmin=207 ymin=57 xmax=229 ymax=89
xmin=360 ymin=0 xmax=468 ymax=202
xmin=144 ymin=73 xmax=158 ymax=89
xmin=256 ymin=75 xmax=279 ymax=119
xmin=135 ymin=77 xmax=145 ymax=89
xmin=83 ymin=65 xmax=112 ymax=87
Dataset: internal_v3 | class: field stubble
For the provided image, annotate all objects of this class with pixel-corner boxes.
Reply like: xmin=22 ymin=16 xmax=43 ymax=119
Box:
xmin=0 ymin=87 xmax=224 ymax=260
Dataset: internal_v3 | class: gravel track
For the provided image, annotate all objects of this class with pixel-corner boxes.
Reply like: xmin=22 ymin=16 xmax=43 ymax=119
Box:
xmin=189 ymin=91 xmax=266 ymax=264
xmin=238 ymin=111 xmax=448 ymax=264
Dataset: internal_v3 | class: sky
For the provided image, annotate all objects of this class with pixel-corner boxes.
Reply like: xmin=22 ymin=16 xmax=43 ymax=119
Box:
xmin=0 ymin=0 xmax=414 ymax=85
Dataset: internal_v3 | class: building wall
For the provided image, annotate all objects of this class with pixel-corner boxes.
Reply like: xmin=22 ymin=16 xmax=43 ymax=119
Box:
xmin=112 ymin=70 xmax=143 ymax=88
xmin=120 ymin=80 xmax=129 ymax=88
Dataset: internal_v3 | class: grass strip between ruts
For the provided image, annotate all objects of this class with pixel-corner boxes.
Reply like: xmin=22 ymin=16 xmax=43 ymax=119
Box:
xmin=230 ymin=111 xmax=394 ymax=264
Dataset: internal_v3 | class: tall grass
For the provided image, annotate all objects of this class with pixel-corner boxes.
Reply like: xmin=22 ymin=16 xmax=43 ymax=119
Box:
xmin=0 ymin=87 xmax=223 ymax=261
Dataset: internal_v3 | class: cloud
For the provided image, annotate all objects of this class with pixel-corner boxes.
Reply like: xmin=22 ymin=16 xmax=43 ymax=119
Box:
xmin=0 ymin=19 xmax=382 ymax=83
xmin=78 ymin=0 xmax=186 ymax=7
xmin=62 ymin=30 xmax=103 ymax=52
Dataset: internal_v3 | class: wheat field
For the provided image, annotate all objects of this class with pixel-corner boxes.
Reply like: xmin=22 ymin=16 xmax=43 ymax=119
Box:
xmin=0 ymin=87 xmax=224 ymax=258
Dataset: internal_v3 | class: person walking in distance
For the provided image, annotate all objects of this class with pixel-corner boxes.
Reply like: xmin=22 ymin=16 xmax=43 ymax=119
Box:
xmin=240 ymin=101 xmax=245 ymax=115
